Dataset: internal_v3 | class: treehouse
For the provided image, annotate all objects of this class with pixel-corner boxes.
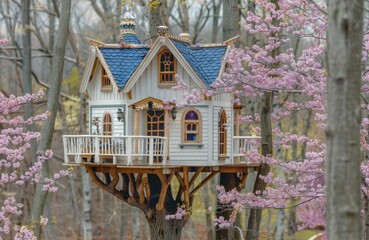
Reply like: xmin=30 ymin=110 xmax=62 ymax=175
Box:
xmin=62 ymin=11 xmax=259 ymax=238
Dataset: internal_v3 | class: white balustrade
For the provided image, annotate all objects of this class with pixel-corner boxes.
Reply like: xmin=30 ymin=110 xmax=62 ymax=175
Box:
xmin=233 ymin=136 xmax=261 ymax=162
xmin=62 ymin=135 xmax=167 ymax=165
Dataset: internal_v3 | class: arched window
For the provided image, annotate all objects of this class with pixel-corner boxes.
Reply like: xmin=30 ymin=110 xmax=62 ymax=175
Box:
xmin=103 ymin=113 xmax=112 ymax=135
xmin=219 ymin=109 xmax=227 ymax=158
xmin=182 ymin=109 xmax=202 ymax=143
xmin=158 ymin=50 xmax=176 ymax=85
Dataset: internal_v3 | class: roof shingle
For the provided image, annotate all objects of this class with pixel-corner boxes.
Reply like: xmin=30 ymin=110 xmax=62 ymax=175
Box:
xmin=99 ymin=47 xmax=149 ymax=89
xmin=170 ymin=39 xmax=227 ymax=87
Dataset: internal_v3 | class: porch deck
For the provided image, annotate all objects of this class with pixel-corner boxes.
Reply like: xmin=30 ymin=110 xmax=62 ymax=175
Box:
xmin=62 ymin=135 xmax=261 ymax=167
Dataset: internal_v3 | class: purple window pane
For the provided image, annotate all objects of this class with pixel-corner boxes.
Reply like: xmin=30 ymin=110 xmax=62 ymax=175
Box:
xmin=185 ymin=111 xmax=199 ymax=120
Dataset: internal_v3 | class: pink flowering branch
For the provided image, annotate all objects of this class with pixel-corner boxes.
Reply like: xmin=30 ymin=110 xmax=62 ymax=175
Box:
xmin=0 ymin=91 xmax=71 ymax=238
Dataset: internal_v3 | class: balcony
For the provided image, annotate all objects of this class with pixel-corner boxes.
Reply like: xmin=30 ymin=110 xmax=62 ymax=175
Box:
xmin=63 ymin=135 xmax=167 ymax=165
xmin=62 ymin=135 xmax=261 ymax=167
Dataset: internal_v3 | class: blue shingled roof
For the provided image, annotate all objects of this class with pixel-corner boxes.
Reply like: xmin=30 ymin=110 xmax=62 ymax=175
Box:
xmin=121 ymin=33 xmax=141 ymax=44
xmin=170 ymin=39 xmax=227 ymax=87
xmin=99 ymin=47 xmax=149 ymax=89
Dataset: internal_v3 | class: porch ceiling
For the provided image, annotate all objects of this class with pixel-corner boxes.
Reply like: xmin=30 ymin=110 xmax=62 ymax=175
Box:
xmin=129 ymin=96 xmax=175 ymax=110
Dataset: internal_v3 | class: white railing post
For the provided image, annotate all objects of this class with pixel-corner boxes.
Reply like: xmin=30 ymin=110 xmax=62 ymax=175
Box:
xmin=95 ymin=136 xmax=100 ymax=163
xmin=76 ymin=137 xmax=82 ymax=164
xmin=127 ymin=137 xmax=132 ymax=165
xmin=63 ymin=136 xmax=69 ymax=164
xmin=163 ymin=138 xmax=167 ymax=165
xmin=149 ymin=137 xmax=154 ymax=165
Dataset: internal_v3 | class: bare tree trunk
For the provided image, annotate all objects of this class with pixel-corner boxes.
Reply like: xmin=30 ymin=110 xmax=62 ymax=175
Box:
xmin=217 ymin=1 xmax=241 ymax=239
xmin=22 ymin=0 xmax=36 ymax=163
xmin=82 ymin=169 xmax=93 ymax=239
xmin=132 ymin=208 xmax=142 ymax=239
xmin=149 ymin=0 xmax=163 ymax=41
xmin=274 ymin=100 xmax=284 ymax=240
xmin=204 ymin=180 xmax=215 ymax=240
xmin=147 ymin=210 xmax=185 ymax=240
xmin=245 ymin=91 xmax=273 ymax=240
xmin=275 ymin=209 xmax=285 ymax=240
xmin=30 ymin=1 xmax=71 ymax=237
xmin=326 ymin=0 xmax=363 ymax=239
xmin=211 ymin=0 xmax=222 ymax=42
xmin=223 ymin=0 xmax=240 ymax=40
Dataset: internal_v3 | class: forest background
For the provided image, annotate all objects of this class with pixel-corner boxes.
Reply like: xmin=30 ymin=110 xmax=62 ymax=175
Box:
xmin=0 ymin=0 xmax=359 ymax=239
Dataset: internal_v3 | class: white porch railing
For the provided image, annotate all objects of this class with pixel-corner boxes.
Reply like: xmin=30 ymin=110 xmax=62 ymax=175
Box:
xmin=233 ymin=136 xmax=261 ymax=162
xmin=63 ymin=135 xmax=167 ymax=165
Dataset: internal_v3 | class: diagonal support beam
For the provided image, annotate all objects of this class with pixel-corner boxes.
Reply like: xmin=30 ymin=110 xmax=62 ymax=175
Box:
xmin=156 ymin=170 xmax=175 ymax=210
xmin=189 ymin=167 xmax=204 ymax=189
xmin=190 ymin=172 xmax=217 ymax=198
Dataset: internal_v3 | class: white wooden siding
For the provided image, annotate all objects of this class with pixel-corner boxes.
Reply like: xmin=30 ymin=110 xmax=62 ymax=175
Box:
xmin=129 ymin=58 xmax=199 ymax=105
xmin=87 ymin=62 xmax=125 ymax=105
xmin=168 ymin=106 xmax=209 ymax=162
xmin=90 ymin=105 xmax=125 ymax=135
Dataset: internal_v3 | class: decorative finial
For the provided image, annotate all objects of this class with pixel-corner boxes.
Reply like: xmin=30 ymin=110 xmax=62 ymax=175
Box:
xmin=123 ymin=5 xmax=135 ymax=21
xmin=157 ymin=26 xmax=169 ymax=36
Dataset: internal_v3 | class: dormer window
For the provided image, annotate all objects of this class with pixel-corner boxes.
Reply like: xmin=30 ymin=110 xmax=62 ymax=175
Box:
xmin=101 ymin=67 xmax=112 ymax=91
xmin=158 ymin=50 xmax=176 ymax=86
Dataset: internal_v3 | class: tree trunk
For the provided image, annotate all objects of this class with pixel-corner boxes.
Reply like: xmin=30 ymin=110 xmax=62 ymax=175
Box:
xmin=145 ymin=174 xmax=187 ymax=240
xmin=204 ymin=179 xmax=215 ymax=240
xmin=22 ymin=0 xmax=37 ymax=163
xmin=326 ymin=0 xmax=363 ymax=239
xmin=211 ymin=0 xmax=221 ymax=42
xmin=223 ymin=0 xmax=240 ymax=41
xmin=149 ymin=0 xmax=163 ymax=41
xmin=275 ymin=209 xmax=285 ymax=240
xmin=30 ymin=1 xmax=71 ymax=237
xmin=217 ymin=1 xmax=241 ymax=239
xmin=245 ymin=91 xmax=273 ymax=240
xmin=81 ymin=169 xmax=93 ymax=239
xmin=147 ymin=210 xmax=185 ymax=240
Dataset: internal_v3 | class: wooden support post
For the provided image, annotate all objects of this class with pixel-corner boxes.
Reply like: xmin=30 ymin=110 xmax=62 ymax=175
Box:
xmin=239 ymin=171 xmax=248 ymax=189
xmin=156 ymin=170 xmax=175 ymax=210
xmin=107 ymin=167 xmax=119 ymax=191
xmin=183 ymin=167 xmax=190 ymax=211
xmin=86 ymin=167 xmax=126 ymax=201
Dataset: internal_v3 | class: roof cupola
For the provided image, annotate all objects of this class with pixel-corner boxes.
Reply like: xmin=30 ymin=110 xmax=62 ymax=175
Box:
xmin=117 ymin=6 xmax=142 ymax=44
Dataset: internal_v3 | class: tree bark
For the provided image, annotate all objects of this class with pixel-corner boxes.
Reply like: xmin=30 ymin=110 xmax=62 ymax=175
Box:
xmin=145 ymin=174 xmax=187 ymax=240
xmin=149 ymin=0 xmax=163 ymax=42
xmin=245 ymin=91 xmax=273 ymax=240
xmin=29 ymin=0 xmax=71 ymax=237
xmin=222 ymin=0 xmax=240 ymax=41
xmin=68 ymin=17 xmax=93 ymax=240
xmin=211 ymin=0 xmax=221 ymax=42
xmin=22 ymin=0 xmax=37 ymax=163
xmin=326 ymin=0 xmax=363 ymax=239
xmin=147 ymin=210 xmax=185 ymax=240
xmin=217 ymin=1 xmax=241 ymax=239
